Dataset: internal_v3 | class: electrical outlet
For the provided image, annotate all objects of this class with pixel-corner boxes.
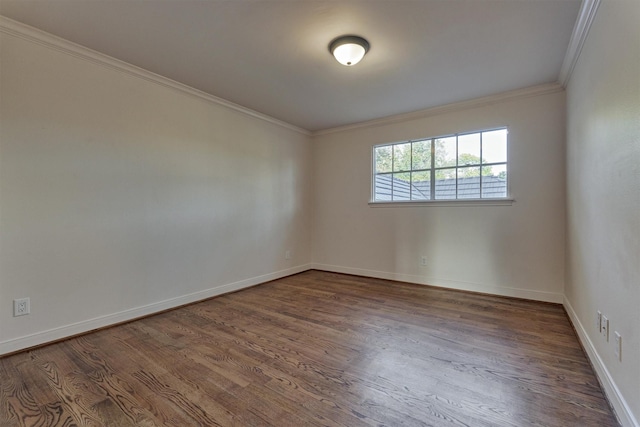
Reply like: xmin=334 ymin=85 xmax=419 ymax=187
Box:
xmin=420 ymin=256 xmax=427 ymax=266
xmin=285 ymin=250 xmax=291 ymax=260
xmin=13 ymin=298 xmax=30 ymax=316
xmin=596 ymin=311 xmax=602 ymax=333
xmin=601 ymin=315 xmax=609 ymax=341
xmin=614 ymin=332 xmax=622 ymax=361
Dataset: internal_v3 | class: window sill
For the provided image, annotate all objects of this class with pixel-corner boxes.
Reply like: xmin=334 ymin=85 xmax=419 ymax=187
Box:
xmin=368 ymin=198 xmax=514 ymax=207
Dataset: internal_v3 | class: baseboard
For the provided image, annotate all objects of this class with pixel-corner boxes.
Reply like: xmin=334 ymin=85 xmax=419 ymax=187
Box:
xmin=563 ymin=297 xmax=639 ymax=427
xmin=0 ymin=264 xmax=313 ymax=356
xmin=311 ymin=263 xmax=564 ymax=303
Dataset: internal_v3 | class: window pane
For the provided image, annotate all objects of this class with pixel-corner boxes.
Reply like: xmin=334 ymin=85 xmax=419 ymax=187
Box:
xmin=375 ymin=146 xmax=392 ymax=173
xmin=434 ymin=136 xmax=456 ymax=168
xmin=412 ymin=139 xmax=431 ymax=170
xmin=392 ymin=172 xmax=411 ymax=200
xmin=374 ymin=173 xmax=393 ymax=201
xmin=435 ymin=168 xmax=456 ymax=180
xmin=434 ymin=168 xmax=456 ymax=199
xmin=457 ymin=167 xmax=481 ymax=199
xmin=458 ymin=133 xmax=480 ymax=165
xmin=411 ymin=171 xmax=430 ymax=200
xmin=393 ymin=143 xmax=412 ymax=172
xmin=482 ymin=164 xmax=507 ymax=198
xmin=482 ymin=129 xmax=507 ymax=164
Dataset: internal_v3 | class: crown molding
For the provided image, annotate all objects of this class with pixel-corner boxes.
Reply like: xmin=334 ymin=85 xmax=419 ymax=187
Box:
xmin=558 ymin=0 xmax=601 ymax=88
xmin=313 ymin=82 xmax=564 ymax=137
xmin=0 ymin=16 xmax=311 ymax=136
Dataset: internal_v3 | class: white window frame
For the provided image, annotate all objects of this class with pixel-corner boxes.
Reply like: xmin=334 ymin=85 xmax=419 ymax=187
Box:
xmin=370 ymin=127 xmax=513 ymax=206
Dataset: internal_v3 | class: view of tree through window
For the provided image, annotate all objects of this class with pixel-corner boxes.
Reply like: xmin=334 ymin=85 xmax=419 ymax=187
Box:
xmin=373 ymin=128 xmax=508 ymax=201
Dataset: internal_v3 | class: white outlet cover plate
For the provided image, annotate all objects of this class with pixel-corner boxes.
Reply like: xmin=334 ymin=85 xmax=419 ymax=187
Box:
xmin=14 ymin=297 xmax=30 ymax=316
xmin=601 ymin=315 xmax=609 ymax=341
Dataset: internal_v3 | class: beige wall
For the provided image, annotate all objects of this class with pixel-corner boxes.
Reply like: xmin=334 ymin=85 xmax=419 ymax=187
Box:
xmin=565 ymin=0 xmax=640 ymax=424
xmin=312 ymin=90 xmax=566 ymax=302
xmin=0 ymin=32 xmax=313 ymax=354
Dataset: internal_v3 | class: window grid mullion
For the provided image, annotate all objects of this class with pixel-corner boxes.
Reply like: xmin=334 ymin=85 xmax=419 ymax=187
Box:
xmin=455 ymin=134 xmax=459 ymax=199
xmin=430 ymin=139 xmax=435 ymax=200
xmin=480 ymin=131 xmax=484 ymax=198
xmin=409 ymin=141 xmax=413 ymax=200
xmin=391 ymin=146 xmax=395 ymax=200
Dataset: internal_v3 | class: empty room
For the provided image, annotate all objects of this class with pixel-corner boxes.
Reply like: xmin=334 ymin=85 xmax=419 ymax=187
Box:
xmin=1 ymin=0 xmax=638 ymax=426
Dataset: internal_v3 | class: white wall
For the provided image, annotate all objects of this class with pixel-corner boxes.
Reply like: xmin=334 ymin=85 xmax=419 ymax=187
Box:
xmin=565 ymin=0 xmax=640 ymax=425
xmin=0 ymin=30 xmax=313 ymax=354
xmin=312 ymin=89 xmax=566 ymax=303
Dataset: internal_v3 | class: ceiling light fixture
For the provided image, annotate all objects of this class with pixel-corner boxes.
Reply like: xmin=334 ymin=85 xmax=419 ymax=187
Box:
xmin=329 ymin=35 xmax=370 ymax=66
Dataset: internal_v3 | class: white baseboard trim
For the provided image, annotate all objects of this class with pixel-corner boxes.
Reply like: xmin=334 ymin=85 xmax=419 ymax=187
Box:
xmin=563 ymin=297 xmax=639 ymax=427
xmin=311 ymin=263 xmax=564 ymax=303
xmin=0 ymin=264 xmax=313 ymax=356
xmin=4 ymin=265 xmax=634 ymax=425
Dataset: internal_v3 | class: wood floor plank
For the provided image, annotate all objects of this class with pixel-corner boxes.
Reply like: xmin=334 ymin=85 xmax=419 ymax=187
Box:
xmin=0 ymin=358 xmax=44 ymax=427
xmin=1 ymin=270 xmax=619 ymax=426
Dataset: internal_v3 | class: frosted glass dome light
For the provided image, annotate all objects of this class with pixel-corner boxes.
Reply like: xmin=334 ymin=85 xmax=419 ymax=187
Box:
xmin=329 ymin=36 xmax=370 ymax=66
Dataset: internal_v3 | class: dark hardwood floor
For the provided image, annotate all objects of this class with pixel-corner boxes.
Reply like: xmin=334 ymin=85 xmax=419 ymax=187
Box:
xmin=1 ymin=270 xmax=619 ymax=426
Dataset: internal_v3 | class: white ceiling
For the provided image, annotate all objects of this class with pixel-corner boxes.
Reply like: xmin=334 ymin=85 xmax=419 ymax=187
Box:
xmin=0 ymin=0 xmax=581 ymax=132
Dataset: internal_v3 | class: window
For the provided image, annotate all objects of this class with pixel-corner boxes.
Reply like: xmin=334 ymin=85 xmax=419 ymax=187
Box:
xmin=373 ymin=128 xmax=508 ymax=202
